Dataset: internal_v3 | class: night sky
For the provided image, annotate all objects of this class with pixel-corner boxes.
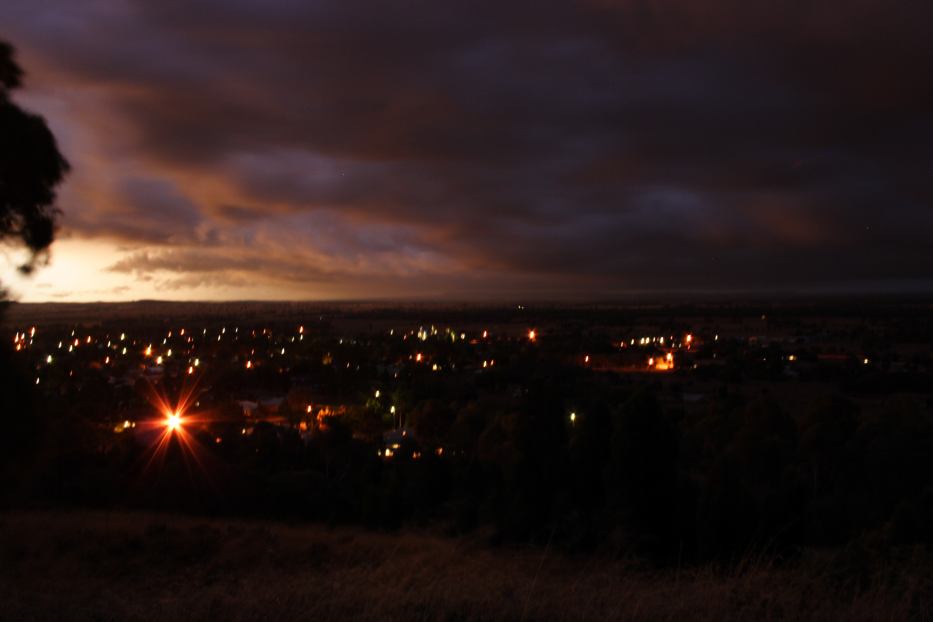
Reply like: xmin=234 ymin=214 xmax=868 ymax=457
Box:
xmin=3 ymin=1 xmax=932 ymax=301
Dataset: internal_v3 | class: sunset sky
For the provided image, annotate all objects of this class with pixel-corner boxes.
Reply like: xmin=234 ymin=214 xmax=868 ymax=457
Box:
xmin=2 ymin=1 xmax=932 ymax=301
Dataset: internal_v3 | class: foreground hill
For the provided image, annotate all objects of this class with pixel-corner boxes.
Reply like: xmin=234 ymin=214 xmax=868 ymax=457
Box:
xmin=0 ymin=510 xmax=926 ymax=621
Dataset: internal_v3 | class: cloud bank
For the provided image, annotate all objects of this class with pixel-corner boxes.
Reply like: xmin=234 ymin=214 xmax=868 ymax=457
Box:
xmin=3 ymin=0 xmax=932 ymax=299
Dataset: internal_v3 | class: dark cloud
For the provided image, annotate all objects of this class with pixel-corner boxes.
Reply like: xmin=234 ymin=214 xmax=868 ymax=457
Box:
xmin=2 ymin=0 xmax=932 ymax=296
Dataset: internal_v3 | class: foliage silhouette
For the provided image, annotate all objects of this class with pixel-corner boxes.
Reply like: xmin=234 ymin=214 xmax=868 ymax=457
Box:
xmin=0 ymin=41 xmax=69 ymax=275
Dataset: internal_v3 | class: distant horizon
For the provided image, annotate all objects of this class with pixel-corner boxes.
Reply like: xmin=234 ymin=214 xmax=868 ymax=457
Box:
xmin=9 ymin=289 xmax=933 ymax=307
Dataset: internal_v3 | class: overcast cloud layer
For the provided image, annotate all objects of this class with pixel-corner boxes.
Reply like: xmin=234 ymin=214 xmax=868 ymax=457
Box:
xmin=3 ymin=0 xmax=933 ymax=300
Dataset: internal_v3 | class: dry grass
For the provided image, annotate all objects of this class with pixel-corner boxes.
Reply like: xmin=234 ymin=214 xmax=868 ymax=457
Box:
xmin=0 ymin=510 xmax=927 ymax=621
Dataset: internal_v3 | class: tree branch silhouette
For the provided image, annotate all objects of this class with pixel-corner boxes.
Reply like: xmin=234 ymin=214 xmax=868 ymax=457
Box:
xmin=0 ymin=40 xmax=69 ymax=278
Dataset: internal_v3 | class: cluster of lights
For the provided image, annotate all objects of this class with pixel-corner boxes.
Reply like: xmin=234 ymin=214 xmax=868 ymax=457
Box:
xmin=114 ymin=419 xmax=137 ymax=433
xmin=647 ymin=352 xmax=675 ymax=371
xmin=18 ymin=315 xmax=898 ymax=477
xmin=12 ymin=327 xmax=36 ymax=351
xmin=22 ymin=321 xmax=352 ymax=403
xmin=631 ymin=334 xmax=692 ymax=347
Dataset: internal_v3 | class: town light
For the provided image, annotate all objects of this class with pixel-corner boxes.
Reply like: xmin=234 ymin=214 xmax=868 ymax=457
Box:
xmin=166 ymin=411 xmax=182 ymax=432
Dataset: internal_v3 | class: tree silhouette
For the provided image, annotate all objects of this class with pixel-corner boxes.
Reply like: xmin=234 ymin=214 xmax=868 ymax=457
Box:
xmin=0 ymin=41 xmax=69 ymax=276
xmin=0 ymin=41 xmax=68 ymax=503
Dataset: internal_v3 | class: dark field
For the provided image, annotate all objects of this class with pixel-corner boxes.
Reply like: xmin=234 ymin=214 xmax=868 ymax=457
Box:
xmin=1 ymin=510 xmax=929 ymax=621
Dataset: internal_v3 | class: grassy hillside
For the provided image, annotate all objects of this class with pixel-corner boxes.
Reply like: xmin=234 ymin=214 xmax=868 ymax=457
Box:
xmin=0 ymin=511 xmax=927 ymax=621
